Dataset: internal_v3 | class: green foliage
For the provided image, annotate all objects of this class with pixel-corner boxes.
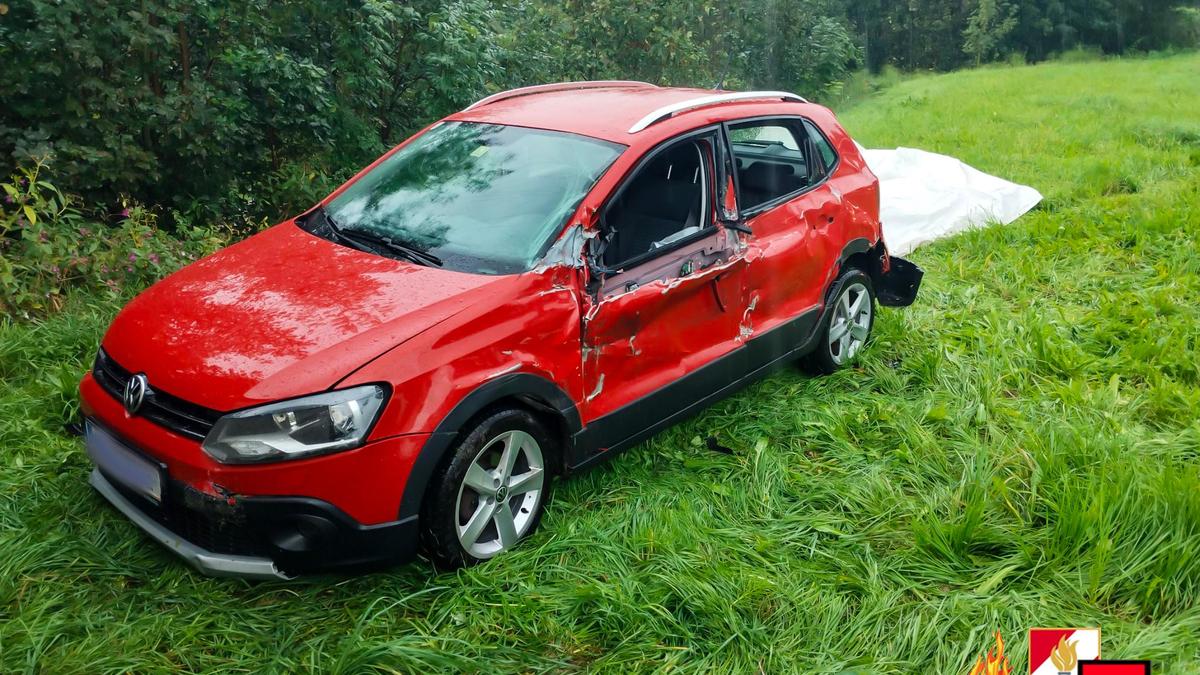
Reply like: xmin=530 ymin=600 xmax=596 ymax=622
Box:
xmin=4 ymin=0 xmax=1193 ymax=223
xmin=501 ymin=0 xmax=861 ymax=95
xmin=1 ymin=54 xmax=1200 ymax=672
xmin=0 ymin=0 xmax=864 ymax=224
xmin=963 ymin=0 xmax=1020 ymax=64
xmin=1168 ymin=6 xmax=1200 ymax=47
xmin=0 ymin=0 xmax=508 ymax=222
xmin=730 ymin=0 xmax=862 ymax=95
xmin=847 ymin=0 xmax=1197 ymax=72
xmin=0 ymin=160 xmax=229 ymax=319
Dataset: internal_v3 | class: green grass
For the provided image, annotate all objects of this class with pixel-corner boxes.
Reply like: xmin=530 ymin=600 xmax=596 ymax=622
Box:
xmin=3 ymin=54 xmax=1200 ymax=673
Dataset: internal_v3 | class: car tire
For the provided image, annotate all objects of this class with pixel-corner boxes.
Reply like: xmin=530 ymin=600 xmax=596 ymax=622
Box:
xmin=420 ymin=408 xmax=556 ymax=569
xmin=802 ymin=268 xmax=876 ymax=375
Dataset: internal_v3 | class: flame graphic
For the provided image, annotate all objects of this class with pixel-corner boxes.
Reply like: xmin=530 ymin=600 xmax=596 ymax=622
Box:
xmin=969 ymin=631 xmax=1012 ymax=675
xmin=1050 ymin=635 xmax=1079 ymax=672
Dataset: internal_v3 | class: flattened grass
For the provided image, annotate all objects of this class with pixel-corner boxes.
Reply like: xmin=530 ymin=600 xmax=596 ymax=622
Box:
xmin=2 ymin=54 xmax=1199 ymax=673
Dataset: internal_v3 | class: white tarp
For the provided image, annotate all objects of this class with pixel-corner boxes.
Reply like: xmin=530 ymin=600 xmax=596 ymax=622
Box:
xmin=858 ymin=146 xmax=1043 ymax=255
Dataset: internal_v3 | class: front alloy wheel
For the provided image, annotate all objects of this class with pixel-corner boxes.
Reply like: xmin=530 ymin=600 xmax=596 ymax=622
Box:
xmin=455 ymin=430 xmax=545 ymax=559
xmin=422 ymin=408 xmax=555 ymax=568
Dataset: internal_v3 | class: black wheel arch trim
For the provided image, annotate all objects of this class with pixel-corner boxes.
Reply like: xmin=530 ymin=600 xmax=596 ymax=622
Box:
xmin=836 ymin=236 xmax=873 ymax=268
xmin=397 ymin=373 xmax=581 ymax=520
xmin=837 ymin=237 xmax=924 ymax=307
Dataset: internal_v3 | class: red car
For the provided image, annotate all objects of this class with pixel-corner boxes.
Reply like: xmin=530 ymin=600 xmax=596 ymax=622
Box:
xmin=80 ymin=81 xmax=922 ymax=578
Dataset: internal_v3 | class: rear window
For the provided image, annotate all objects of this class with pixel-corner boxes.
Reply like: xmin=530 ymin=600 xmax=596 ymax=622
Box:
xmin=728 ymin=121 xmax=810 ymax=211
xmin=804 ymin=120 xmax=839 ymax=176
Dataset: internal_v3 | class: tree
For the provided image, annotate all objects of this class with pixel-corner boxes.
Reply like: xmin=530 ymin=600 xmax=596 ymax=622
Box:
xmin=0 ymin=0 xmax=506 ymax=221
xmin=963 ymin=0 xmax=1019 ymax=64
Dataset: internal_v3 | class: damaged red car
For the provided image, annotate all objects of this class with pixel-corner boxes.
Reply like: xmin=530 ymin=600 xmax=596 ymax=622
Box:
xmin=79 ymin=81 xmax=922 ymax=578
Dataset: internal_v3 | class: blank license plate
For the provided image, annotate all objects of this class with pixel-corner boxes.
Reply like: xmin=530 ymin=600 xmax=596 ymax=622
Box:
xmin=85 ymin=421 xmax=163 ymax=504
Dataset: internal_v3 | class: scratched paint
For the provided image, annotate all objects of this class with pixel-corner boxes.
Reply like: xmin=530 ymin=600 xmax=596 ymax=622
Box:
xmin=738 ymin=293 xmax=760 ymax=341
xmin=586 ymin=374 xmax=605 ymax=402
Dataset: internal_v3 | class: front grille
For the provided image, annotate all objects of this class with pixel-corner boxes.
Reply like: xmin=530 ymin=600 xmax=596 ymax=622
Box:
xmin=107 ymin=475 xmax=262 ymax=556
xmin=93 ymin=349 xmax=223 ymax=440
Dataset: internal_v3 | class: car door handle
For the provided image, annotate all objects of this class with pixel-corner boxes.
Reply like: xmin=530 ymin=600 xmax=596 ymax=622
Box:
xmin=710 ymin=272 xmax=729 ymax=312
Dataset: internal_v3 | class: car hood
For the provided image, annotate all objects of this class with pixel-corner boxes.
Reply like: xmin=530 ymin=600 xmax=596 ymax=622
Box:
xmin=102 ymin=221 xmax=504 ymax=412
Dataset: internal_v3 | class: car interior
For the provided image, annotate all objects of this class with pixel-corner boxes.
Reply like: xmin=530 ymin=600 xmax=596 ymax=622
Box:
xmin=597 ymin=121 xmax=835 ymax=270
xmin=601 ymin=140 xmax=709 ymax=268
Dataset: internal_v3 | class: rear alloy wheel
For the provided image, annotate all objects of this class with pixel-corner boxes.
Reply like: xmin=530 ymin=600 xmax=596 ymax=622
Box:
xmin=828 ymin=281 xmax=873 ymax=365
xmin=803 ymin=269 xmax=876 ymax=375
xmin=422 ymin=409 xmax=554 ymax=568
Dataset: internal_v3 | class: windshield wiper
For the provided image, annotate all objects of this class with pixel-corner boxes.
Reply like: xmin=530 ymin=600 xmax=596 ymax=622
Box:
xmin=319 ymin=208 xmax=443 ymax=267
xmin=353 ymin=230 xmax=444 ymax=268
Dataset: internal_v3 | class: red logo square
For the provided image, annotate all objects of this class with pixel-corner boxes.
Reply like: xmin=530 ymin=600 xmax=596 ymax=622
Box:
xmin=1079 ymin=660 xmax=1151 ymax=675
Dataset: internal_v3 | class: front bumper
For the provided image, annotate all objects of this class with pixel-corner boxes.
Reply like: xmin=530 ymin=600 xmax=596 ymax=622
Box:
xmin=90 ymin=469 xmax=289 ymax=579
xmin=90 ymin=463 xmax=421 ymax=577
xmin=85 ymin=420 xmax=422 ymax=578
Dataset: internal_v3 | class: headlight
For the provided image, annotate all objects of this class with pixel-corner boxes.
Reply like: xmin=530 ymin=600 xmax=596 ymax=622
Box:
xmin=202 ymin=385 xmax=388 ymax=464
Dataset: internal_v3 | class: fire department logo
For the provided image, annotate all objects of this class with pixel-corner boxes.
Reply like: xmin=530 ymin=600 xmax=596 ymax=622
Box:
xmin=1029 ymin=628 xmax=1101 ymax=674
xmin=970 ymin=631 xmax=1012 ymax=675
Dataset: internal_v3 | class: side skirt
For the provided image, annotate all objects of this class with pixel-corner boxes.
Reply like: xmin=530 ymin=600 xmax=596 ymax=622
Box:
xmin=568 ymin=307 xmax=823 ymax=472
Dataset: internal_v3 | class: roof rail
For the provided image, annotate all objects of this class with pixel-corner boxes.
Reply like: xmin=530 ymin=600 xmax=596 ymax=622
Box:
xmin=627 ymin=91 xmax=808 ymax=133
xmin=464 ymin=80 xmax=658 ymax=111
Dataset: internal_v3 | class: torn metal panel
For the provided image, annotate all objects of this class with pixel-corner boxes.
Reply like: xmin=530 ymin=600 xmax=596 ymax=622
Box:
xmin=586 ymin=374 xmax=605 ymax=402
xmin=738 ymin=293 xmax=760 ymax=342
xmin=536 ymin=223 xmax=587 ymax=270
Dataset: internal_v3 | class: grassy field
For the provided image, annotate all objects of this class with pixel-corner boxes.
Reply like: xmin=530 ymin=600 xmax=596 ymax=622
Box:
xmin=2 ymin=54 xmax=1199 ymax=673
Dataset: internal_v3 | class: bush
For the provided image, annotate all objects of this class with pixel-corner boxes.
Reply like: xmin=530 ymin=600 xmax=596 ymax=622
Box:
xmin=0 ymin=0 xmax=507 ymax=223
xmin=0 ymin=160 xmax=230 ymax=319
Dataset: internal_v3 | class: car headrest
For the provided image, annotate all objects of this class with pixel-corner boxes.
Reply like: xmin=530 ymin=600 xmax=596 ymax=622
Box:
xmin=741 ymin=162 xmax=796 ymax=192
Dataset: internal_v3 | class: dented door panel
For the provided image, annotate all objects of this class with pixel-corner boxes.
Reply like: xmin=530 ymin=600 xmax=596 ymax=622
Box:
xmin=739 ymin=185 xmax=840 ymax=344
xmin=736 ymin=142 xmax=882 ymax=362
xmin=582 ymin=230 xmax=748 ymax=423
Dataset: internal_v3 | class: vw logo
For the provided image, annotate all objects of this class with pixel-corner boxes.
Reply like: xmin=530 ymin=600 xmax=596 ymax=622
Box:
xmin=123 ymin=373 xmax=149 ymax=415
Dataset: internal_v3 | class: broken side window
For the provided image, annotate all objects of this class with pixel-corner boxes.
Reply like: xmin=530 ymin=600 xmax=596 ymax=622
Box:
xmin=599 ymin=137 xmax=714 ymax=270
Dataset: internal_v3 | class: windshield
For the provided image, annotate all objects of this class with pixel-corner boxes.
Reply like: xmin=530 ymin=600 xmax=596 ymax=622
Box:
xmin=321 ymin=122 xmax=623 ymax=274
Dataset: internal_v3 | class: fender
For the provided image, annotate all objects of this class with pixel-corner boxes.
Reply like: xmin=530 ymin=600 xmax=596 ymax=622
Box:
xmin=396 ymin=373 xmax=581 ymax=520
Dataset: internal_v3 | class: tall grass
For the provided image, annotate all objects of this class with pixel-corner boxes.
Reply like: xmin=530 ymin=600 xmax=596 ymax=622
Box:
xmin=1 ymin=54 xmax=1199 ymax=673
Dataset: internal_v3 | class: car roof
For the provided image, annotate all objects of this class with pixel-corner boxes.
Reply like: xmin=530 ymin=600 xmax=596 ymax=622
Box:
xmin=447 ymin=83 xmax=819 ymax=145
